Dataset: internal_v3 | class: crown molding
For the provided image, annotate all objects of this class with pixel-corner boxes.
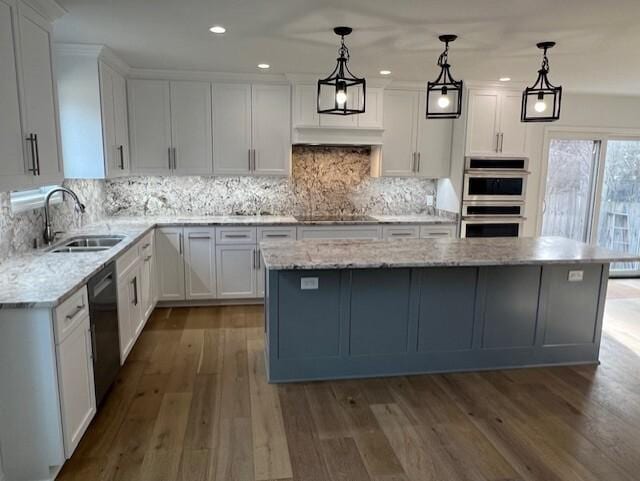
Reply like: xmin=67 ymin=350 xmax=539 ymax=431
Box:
xmin=54 ymin=43 xmax=131 ymax=76
xmin=128 ymin=68 xmax=289 ymax=84
xmin=21 ymin=0 xmax=66 ymax=22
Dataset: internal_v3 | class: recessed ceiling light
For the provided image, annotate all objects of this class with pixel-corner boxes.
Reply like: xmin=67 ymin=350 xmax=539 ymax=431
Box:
xmin=209 ymin=25 xmax=226 ymax=34
xmin=379 ymin=70 xmax=392 ymax=75
xmin=257 ymin=63 xmax=270 ymax=69
xmin=499 ymin=77 xmax=511 ymax=82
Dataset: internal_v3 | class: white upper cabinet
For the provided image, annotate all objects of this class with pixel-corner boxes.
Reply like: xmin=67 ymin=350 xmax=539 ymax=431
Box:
xmin=292 ymin=83 xmax=384 ymax=130
xmin=130 ymin=79 xmax=213 ymax=175
xmin=0 ymin=0 xmax=27 ymax=191
xmin=466 ymin=89 xmax=528 ymax=157
xmin=382 ymin=90 xmax=418 ymax=176
xmin=55 ymin=45 xmax=130 ymax=179
xmin=251 ymin=84 xmax=291 ymax=175
xmin=213 ymin=83 xmax=291 ymax=176
xmin=16 ymin=0 xmax=62 ymax=186
xmin=382 ymin=89 xmax=453 ymax=178
xmin=170 ymin=81 xmax=213 ymax=175
xmin=416 ymin=91 xmax=452 ymax=178
xmin=212 ymin=83 xmax=252 ymax=175
xmin=128 ymin=79 xmax=172 ymax=174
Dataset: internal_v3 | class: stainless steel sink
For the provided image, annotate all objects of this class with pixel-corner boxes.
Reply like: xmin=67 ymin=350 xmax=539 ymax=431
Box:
xmin=49 ymin=235 xmax=125 ymax=253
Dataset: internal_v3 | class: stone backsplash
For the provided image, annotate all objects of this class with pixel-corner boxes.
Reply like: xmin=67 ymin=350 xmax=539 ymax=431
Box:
xmin=0 ymin=180 xmax=106 ymax=262
xmin=106 ymin=146 xmax=438 ymax=217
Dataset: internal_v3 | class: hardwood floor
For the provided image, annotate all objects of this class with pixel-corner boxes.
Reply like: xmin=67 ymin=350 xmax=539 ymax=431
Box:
xmin=58 ymin=280 xmax=640 ymax=481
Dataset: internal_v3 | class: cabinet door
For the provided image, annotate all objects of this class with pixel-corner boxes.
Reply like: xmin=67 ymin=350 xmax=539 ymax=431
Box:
xmin=117 ymin=272 xmax=134 ymax=361
xmin=356 ymin=87 xmax=384 ymax=129
xmin=184 ymin=228 xmax=216 ymax=300
xmin=141 ymin=250 xmax=154 ymax=321
xmin=466 ymin=90 xmax=500 ymax=156
xmin=128 ymin=79 xmax=172 ymax=174
xmin=498 ymin=91 xmax=528 ymax=156
xmin=155 ymin=228 xmax=186 ymax=301
xmin=212 ymin=83 xmax=252 ymax=175
xmin=98 ymin=61 xmax=117 ymax=175
xmin=381 ymin=90 xmax=418 ymax=176
xmin=252 ymin=84 xmax=291 ymax=176
xmin=18 ymin=2 xmax=62 ymax=185
xmin=216 ymin=244 xmax=257 ymax=299
xmin=416 ymin=90 xmax=452 ymax=178
xmin=170 ymin=81 xmax=213 ymax=174
xmin=292 ymin=84 xmax=319 ymax=127
xmin=0 ymin=0 xmax=28 ymax=191
xmin=129 ymin=267 xmax=144 ymax=338
xmin=56 ymin=315 xmax=96 ymax=458
xmin=112 ymin=69 xmax=130 ymax=175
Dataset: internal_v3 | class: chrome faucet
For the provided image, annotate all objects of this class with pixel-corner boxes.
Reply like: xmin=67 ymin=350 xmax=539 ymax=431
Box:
xmin=44 ymin=187 xmax=86 ymax=244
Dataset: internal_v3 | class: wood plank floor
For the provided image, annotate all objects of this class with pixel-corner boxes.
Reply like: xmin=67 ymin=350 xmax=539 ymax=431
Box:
xmin=58 ymin=280 xmax=640 ymax=481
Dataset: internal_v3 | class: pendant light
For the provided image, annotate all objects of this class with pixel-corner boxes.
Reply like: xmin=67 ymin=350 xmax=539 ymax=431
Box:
xmin=521 ymin=41 xmax=562 ymax=122
xmin=317 ymin=26 xmax=366 ymax=115
xmin=426 ymin=34 xmax=463 ymax=119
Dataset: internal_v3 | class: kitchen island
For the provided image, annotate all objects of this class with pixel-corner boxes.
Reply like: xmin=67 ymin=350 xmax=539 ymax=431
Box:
xmin=260 ymin=236 xmax=638 ymax=383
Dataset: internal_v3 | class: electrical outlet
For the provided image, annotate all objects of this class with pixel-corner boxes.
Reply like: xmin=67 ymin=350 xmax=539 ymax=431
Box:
xmin=568 ymin=270 xmax=584 ymax=282
xmin=300 ymin=277 xmax=319 ymax=290
xmin=426 ymin=195 xmax=434 ymax=207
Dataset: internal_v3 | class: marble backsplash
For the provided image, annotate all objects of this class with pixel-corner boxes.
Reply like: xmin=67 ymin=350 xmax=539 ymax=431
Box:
xmin=106 ymin=146 xmax=438 ymax=217
xmin=0 ymin=180 xmax=106 ymax=262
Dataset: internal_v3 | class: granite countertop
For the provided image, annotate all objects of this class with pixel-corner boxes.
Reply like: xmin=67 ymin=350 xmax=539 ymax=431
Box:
xmin=260 ymin=236 xmax=640 ymax=271
xmin=0 ymin=214 xmax=455 ymax=309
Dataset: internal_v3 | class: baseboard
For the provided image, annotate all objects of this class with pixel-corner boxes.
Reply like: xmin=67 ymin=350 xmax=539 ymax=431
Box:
xmin=157 ymin=298 xmax=264 ymax=308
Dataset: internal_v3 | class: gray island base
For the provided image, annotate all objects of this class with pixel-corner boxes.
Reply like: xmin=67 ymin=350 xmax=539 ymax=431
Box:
xmin=261 ymin=237 xmax=638 ymax=383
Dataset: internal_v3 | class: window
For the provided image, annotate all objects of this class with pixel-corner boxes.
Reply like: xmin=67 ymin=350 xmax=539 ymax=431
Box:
xmin=10 ymin=185 xmax=62 ymax=214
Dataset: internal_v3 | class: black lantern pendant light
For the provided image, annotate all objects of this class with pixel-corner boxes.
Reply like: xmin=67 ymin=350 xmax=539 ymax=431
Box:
xmin=521 ymin=41 xmax=562 ymax=122
xmin=426 ymin=34 xmax=463 ymax=119
xmin=317 ymin=26 xmax=366 ymax=115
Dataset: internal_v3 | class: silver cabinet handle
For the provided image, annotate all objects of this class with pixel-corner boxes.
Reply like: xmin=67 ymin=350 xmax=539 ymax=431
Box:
xmin=131 ymin=277 xmax=138 ymax=306
xmin=391 ymin=232 xmax=412 ymax=237
xmin=173 ymin=147 xmax=177 ymax=170
xmin=168 ymin=147 xmax=172 ymax=169
xmin=499 ymin=133 xmax=504 ymax=153
xmin=188 ymin=234 xmax=211 ymax=239
xmin=411 ymin=152 xmax=416 ymax=173
xmin=417 ymin=152 xmax=421 ymax=172
xmin=257 ymin=248 xmax=261 ymax=269
xmin=252 ymin=149 xmax=257 ymax=171
xmin=178 ymin=233 xmax=183 ymax=255
xmin=252 ymin=248 xmax=256 ymax=269
xmin=65 ymin=303 xmax=85 ymax=321
xmin=248 ymin=148 xmax=252 ymax=171
xmin=225 ymin=234 xmax=250 ymax=239
xmin=26 ymin=133 xmax=40 ymax=176
xmin=264 ymin=233 xmax=289 ymax=238
xmin=496 ymin=132 xmax=500 ymax=152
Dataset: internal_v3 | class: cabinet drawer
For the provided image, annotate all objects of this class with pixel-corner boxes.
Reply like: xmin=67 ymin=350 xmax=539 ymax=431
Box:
xmin=139 ymin=231 xmax=154 ymax=258
xmin=382 ymin=225 xmax=420 ymax=240
xmin=216 ymin=227 xmax=257 ymax=244
xmin=420 ymin=225 xmax=457 ymax=238
xmin=54 ymin=286 xmax=89 ymax=344
xmin=297 ymin=225 xmax=382 ymax=240
xmin=258 ymin=226 xmax=297 ymax=241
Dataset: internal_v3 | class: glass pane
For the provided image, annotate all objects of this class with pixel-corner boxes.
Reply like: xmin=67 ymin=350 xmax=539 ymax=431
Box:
xmin=597 ymin=140 xmax=640 ymax=274
xmin=542 ymin=139 xmax=598 ymax=241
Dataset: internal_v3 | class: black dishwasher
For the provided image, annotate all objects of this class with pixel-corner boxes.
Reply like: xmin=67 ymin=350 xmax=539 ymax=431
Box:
xmin=88 ymin=262 xmax=120 ymax=406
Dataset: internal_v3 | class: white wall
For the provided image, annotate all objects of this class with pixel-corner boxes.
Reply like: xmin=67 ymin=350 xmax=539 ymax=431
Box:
xmin=524 ymin=92 xmax=640 ymax=236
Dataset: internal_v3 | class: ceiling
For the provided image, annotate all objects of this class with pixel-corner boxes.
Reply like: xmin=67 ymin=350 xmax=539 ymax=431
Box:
xmin=53 ymin=0 xmax=640 ymax=94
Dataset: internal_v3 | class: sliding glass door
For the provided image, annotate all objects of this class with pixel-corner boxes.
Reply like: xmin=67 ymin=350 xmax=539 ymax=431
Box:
xmin=541 ymin=139 xmax=600 ymax=242
xmin=541 ymin=134 xmax=640 ymax=277
xmin=595 ymin=140 xmax=640 ymax=275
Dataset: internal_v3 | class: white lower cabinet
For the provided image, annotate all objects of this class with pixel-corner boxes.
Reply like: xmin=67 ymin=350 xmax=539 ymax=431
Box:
xmin=184 ymin=227 xmax=217 ymax=299
xmin=156 ymin=227 xmax=186 ymax=301
xmin=216 ymin=243 xmax=257 ymax=299
xmin=140 ymin=236 xmax=155 ymax=321
xmin=117 ymin=260 xmax=142 ymax=361
xmin=55 ymin=313 xmax=96 ymax=458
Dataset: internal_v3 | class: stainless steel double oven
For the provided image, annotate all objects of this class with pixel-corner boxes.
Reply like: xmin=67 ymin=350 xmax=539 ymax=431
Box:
xmin=461 ymin=157 xmax=529 ymax=238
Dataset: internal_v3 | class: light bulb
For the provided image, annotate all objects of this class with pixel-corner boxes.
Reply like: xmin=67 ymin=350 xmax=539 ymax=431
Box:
xmin=534 ymin=100 xmax=547 ymax=113
xmin=438 ymin=94 xmax=451 ymax=109
xmin=336 ymin=90 xmax=347 ymax=106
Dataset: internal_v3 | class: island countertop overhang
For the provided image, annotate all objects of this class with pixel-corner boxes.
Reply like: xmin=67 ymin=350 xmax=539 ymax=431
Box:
xmin=260 ymin=236 xmax=640 ymax=271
